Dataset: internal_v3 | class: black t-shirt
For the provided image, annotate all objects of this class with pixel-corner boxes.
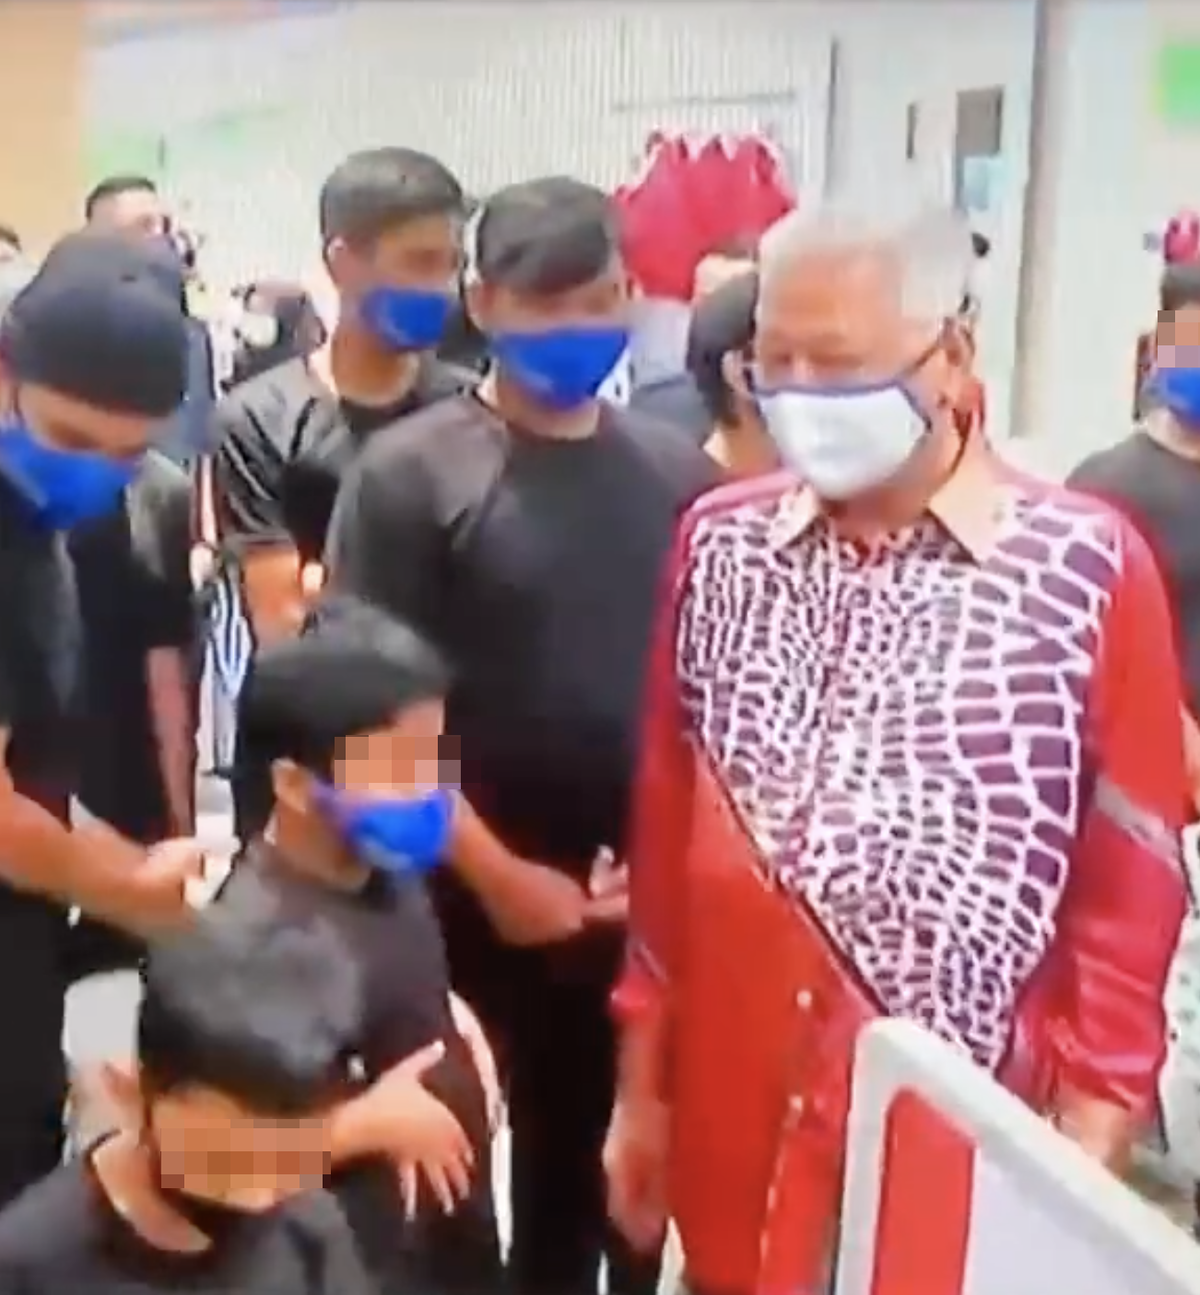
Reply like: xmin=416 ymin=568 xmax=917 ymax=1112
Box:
xmin=325 ymin=397 xmax=718 ymax=980
xmin=213 ymin=354 xmax=474 ymax=564
xmin=1067 ymin=430 xmax=1200 ymax=714
xmin=70 ymin=453 xmax=194 ymax=841
xmin=215 ymin=841 xmax=497 ymax=1293
xmin=0 ymin=1150 xmax=374 ymax=1295
xmin=0 ymin=475 xmax=80 ymax=822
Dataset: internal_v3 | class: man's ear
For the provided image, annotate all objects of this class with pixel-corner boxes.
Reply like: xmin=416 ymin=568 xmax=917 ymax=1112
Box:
xmin=271 ymin=759 xmax=311 ymax=815
xmin=720 ymin=349 xmax=752 ymax=401
xmin=99 ymin=1061 xmax=142 ymax=1118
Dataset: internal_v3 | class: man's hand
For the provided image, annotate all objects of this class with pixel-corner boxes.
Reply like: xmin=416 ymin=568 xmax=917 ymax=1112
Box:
xmin=1054 ymin=1088 xmax=1137 ymax=1172
xmin=68 ymin=831 xmax=205 ymax=936
xmin=603 ymin=1096 xmax=670 ymax=1252
xmin=365 ymin=1042 xmax=474 ymax=1215
xmin=587 ymin=847 xmax=629 ymax=925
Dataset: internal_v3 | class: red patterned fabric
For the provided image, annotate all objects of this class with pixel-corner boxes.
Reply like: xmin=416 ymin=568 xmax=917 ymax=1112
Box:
xmin=613 ymin=133 xmax=795 ymax=301
xmin=615 ymin=465 xmax=1186 ymax=1295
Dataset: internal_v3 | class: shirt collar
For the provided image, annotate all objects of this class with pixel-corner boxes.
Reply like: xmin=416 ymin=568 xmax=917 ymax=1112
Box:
xmin=767 ymin=434 xmax=1003 ymax=561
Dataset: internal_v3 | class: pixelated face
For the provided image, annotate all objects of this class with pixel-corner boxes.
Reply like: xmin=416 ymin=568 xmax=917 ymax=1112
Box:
xmin=330 ymin=698 xmax=451 ymax=803
xmin=751 ymin=243 xmax=970 ymax=420
xmin=470 ymin=253 xmax=631 ymax=336
xmin=0 ymin=376 xmax=156 ymax=460
xmin=149 ymin=1084 xmax=334 ymax=1211
xmin=1155 ymin=301 xmax=1200 ymax=367
xmin=327 ymin=213 xmax=461 ymax=300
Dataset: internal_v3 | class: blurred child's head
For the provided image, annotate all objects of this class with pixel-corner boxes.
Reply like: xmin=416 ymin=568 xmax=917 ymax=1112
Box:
xmin=104 ymin=913 xmax=359 ymax=1222
xmin=238 ymin=596 xmax=453 ymax=879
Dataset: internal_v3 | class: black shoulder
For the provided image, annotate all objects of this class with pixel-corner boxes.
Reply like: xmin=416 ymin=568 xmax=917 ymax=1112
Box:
xmin=351 ymin=393 xmax=508 ymax=520
xmin=216 ymin=360 xmax=319 ymax=448
xmin=1064 ymin=434 xmax=1148 ymax=492
xmin=606 ymin=404 xmax=722 ymax=501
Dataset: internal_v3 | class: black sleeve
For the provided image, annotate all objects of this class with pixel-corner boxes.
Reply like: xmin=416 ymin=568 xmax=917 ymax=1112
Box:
xmin=0 ymin=554 xmax=21 ymax=733
xmin=212 ymin=394 xmax=292 ymax=549
xmin=128 ymin=456 xmax=196 ymax=649
xmin=323 ymin=439 xmax=446 ymax=640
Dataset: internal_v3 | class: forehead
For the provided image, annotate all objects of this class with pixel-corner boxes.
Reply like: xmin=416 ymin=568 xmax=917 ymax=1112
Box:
xmin=98 ymin=187 xmax=163 ymax=224
xmin=339 ymin=700 xmax=444 ymax=755
xmin=489 ymin=251 xmax=627 ymax=311
xmin=20 ymin=381 xmax=155 ymax=454
xmin=364 ymin=214 xmax=459 ymax=259
xmin=758 ymin=244 xmax=905 ymax=334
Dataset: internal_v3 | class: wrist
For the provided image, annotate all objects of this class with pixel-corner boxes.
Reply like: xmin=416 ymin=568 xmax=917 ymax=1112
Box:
xmin=330 ymin=1087 xmax=386 ymax=1165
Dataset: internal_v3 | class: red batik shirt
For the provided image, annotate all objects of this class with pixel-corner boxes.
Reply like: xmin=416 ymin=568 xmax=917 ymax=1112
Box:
xmin=616 ymin=443 xmax=1187 ymax=1294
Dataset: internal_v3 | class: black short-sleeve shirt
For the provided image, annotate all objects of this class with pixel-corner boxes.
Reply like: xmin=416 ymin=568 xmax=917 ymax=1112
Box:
xmin=0 ymin=1148 xmax=374 ymax=1295
xmin=70 ymin=453 xmax=194 ymax=841
xmin=0 ymin=475 xmax=80 ymax=820
xmin=325 ymin=397 xmax=718 ymax=980
xmin=1067 ymin=430 xmax=1200 ymax=714
xmin=215 ymin=841 xmax=497 ymax=1293
xmin=213 ymin=355 xmax=473 ymax=564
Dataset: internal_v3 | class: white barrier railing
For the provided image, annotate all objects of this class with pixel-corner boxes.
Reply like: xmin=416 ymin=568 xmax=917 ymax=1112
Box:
xmin=835 ymin=1019 xmax=1200 ymax=1295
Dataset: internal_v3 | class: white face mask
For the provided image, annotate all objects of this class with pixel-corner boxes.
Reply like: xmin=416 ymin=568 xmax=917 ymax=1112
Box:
xmin=758 ymin=383 xmax=928 ymax=499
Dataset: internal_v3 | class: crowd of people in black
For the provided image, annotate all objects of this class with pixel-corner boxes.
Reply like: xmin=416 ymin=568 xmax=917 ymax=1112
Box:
xmin=0 ymin=144 xmax=772 ymax=1295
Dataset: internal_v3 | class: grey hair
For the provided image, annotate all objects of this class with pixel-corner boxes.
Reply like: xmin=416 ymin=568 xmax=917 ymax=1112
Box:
xmin=757 ymin=185 xmax=974 ymax=325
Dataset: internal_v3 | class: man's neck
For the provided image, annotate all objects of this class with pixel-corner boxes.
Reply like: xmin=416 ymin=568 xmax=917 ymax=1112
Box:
xmin=319 ymin=325 xmax=420 ymax=408
xmin=1145 ymin=410 xmax=1200 ymax=462
xmin=704 ymin=419 xmax=778 ymax=478
xmin=266 ymin=815 xmax=370 ymax=893
xmin=829 ymin=422 xmax=963 ymax=543
xmin=478 ymin=369 xmax=599 ymax=440
xmin=91 ymin=1133 xmax=209 ymax=1254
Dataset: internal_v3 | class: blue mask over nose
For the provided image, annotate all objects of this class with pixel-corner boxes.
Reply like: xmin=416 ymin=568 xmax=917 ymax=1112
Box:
xmin=491 ymin=326 xmax=630 ymax=410
xmin=359 ymin=287 xmax=452 ymax=352
xmin=1155 ymin=365 xmax=1200 ymax=426
xmin=317 ymin=785 xmax=453 ymax=879
xmin=0 ymin=421 xmax=139 ymax=530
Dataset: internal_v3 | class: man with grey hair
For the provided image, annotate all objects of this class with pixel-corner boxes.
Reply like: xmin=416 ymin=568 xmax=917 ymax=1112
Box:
xmin=604 ymin=191 xmax=1188 ymax=1293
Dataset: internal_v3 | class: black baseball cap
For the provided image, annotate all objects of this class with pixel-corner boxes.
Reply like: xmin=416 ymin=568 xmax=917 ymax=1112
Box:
xmin=0 ymin=230 xmax=190 ymax=418
xmin=472 ymin=176 xmax=619 ymax=294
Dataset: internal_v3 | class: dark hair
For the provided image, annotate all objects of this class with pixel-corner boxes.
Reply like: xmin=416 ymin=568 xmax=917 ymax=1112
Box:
xmin=474 ymin=176 xmax=618 ymax=294
xmin=1160 ymin=263 xmax=1200 ymax=315
xmin=238 ymin=595 xmax=449 ymax=776
xmin=686 ymin=269 xmax=759 ymax=424
xmin=0 ymin=223 xmax=21 ymax=253
xmin=84 ymin=174 xmax=158 ymax=221
xmin=319 ymin=148 xmax=464 ymax=247
xmin=138 ymin=911 xmax=360 ymax=1114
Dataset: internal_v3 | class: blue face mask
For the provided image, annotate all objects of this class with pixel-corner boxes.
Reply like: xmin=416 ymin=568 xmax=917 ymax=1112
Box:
xmin=491 ymin=327 xmax=630 ymax=410
xmin=318 ymin=785 xmax=453 ymax=878
xmin=1155 ymin=365 xmax=1200 ymax=425
xmin=359 ymin=287 xmax=452 ymax=352
xmin=0 ymin=422 xmax=139 ymax=530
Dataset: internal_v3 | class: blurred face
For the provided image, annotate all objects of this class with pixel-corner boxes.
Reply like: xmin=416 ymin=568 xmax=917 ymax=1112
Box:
xmin=0 ymin=372 xmax=155 ymax=461
xmin=331 ymin=698 xmax=448 ymax=801
xmin=91 ymin=187 xmax=168 ymax=241
xmin=1153 ymin=301 xmax=1200 ymax=425
xmin=326 ymin=215 xmax=460 ymax=352
xmin=469 ymin=255 xmax=632 ymax=411
xmin=750 ymin=241 xmax=970 ymax=499
xmin=148 ymin=1083 xmax=334 ymax=1213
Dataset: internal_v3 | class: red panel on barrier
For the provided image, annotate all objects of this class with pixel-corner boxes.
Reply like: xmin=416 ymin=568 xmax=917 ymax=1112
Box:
xmin=869 ymin=1088 xmax=975 ymax=1295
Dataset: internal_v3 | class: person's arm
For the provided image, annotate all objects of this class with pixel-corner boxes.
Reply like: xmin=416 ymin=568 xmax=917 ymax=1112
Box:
xmin=133 ymin=460 xmax=199 ymax=834
xmin=211 ymin=396 xmax=303 ymax=644
xmin=326 ymin=446 xmax=590 ymax=945
xmin=612 ymin=520 xmax=699 ymax=1106
xmin=1052 ymin=516 xmax=1188 ymax=1166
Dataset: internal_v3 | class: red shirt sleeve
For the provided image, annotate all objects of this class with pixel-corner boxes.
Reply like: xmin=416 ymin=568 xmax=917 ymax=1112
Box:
xmin=1053 ymin=515 xmax=1187 ymax=1112
xmin=612 ymin=519 xmax=698 ymax=1022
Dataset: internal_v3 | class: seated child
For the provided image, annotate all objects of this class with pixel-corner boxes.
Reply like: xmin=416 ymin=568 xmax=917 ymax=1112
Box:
xmin=0 ymin=912 xmax=373 ymax=1294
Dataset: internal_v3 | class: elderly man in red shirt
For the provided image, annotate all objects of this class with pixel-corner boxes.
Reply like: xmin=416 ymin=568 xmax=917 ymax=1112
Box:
xmin=603 ymin=190 xmax=1189 ymax=1295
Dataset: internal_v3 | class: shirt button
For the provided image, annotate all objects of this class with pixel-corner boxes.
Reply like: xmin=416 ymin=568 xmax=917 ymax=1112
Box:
xmin=789 ymin=1095 xmax=807 ymax=1116
xmin=795 ymin=988 xmax=814 ymax=1010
